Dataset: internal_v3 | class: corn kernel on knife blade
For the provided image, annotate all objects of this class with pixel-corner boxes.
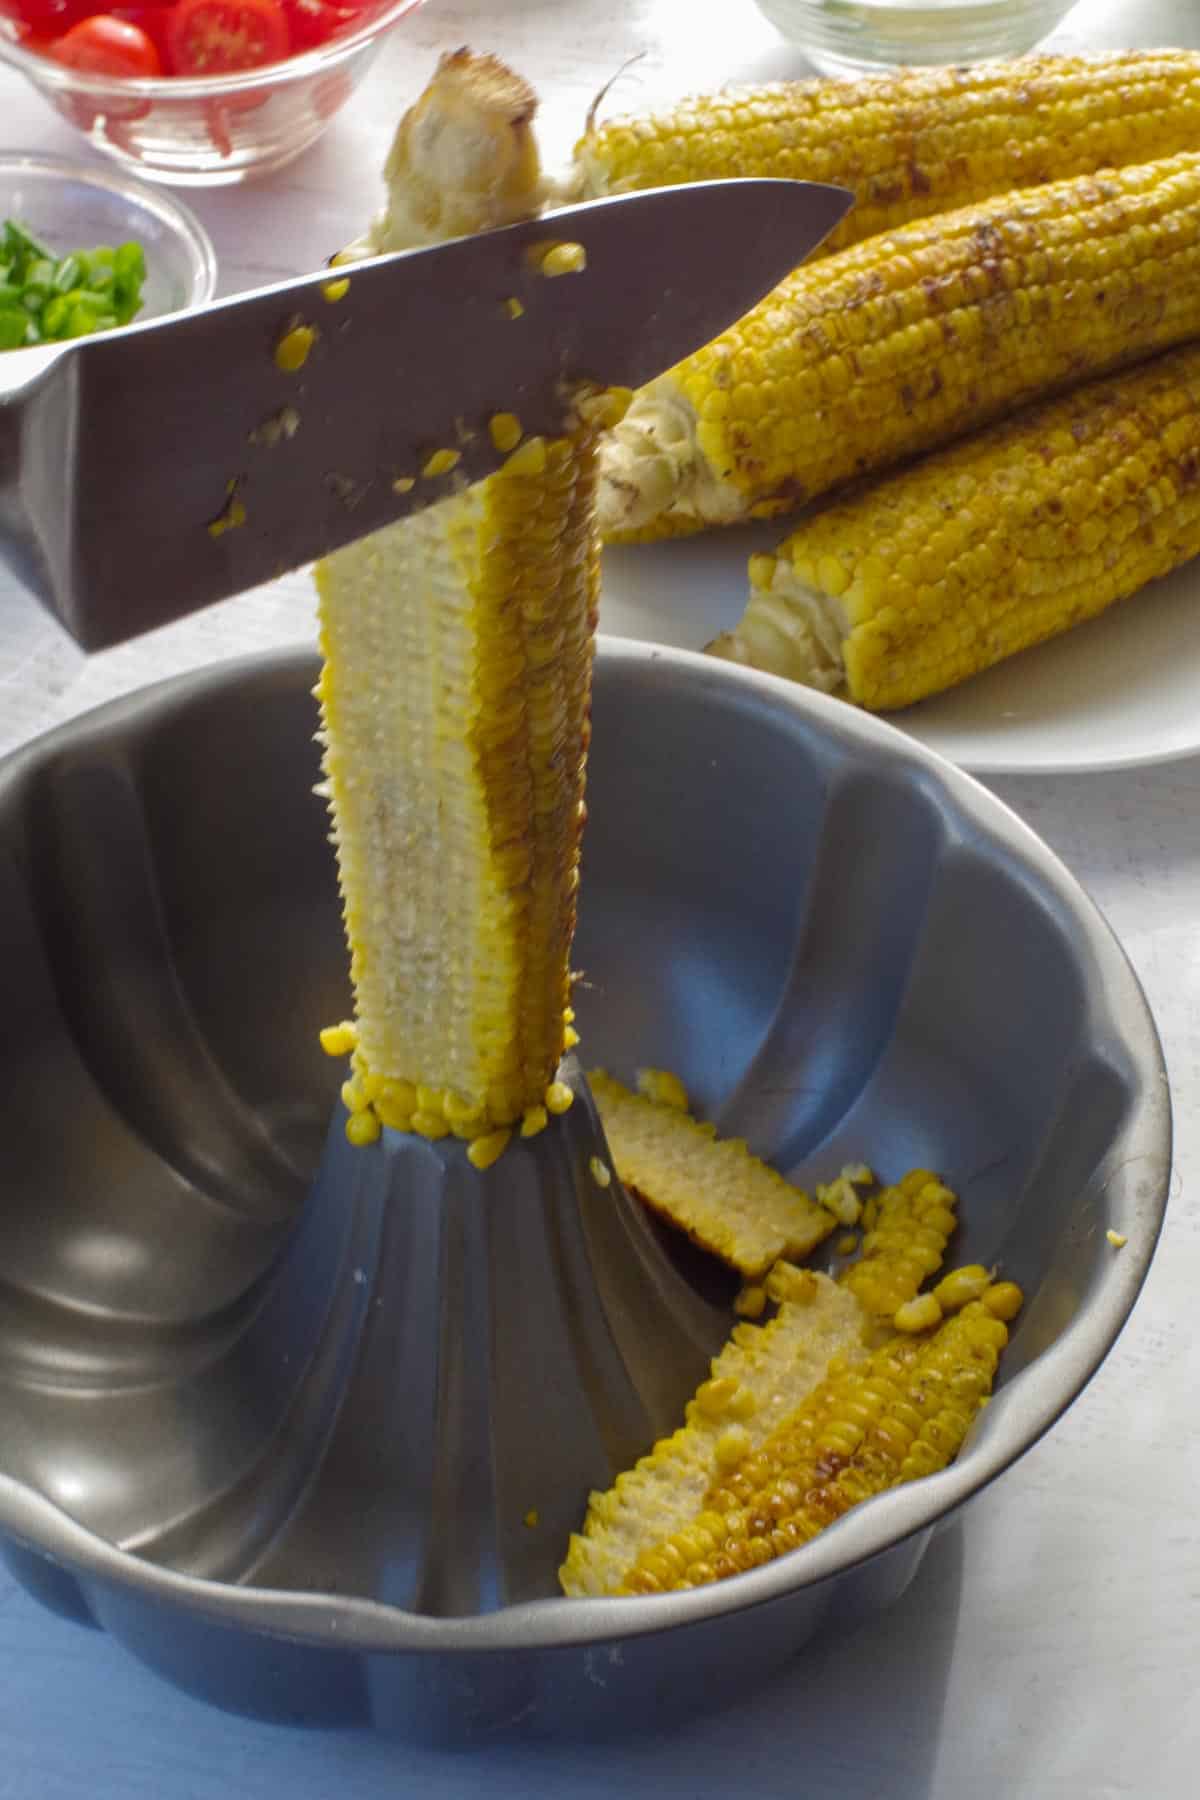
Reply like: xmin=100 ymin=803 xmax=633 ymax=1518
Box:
xmin=0 ymin=179 xmax=851 ymax=651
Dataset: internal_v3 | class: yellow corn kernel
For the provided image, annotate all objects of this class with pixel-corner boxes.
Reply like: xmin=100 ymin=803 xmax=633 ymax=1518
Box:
xmin=933 ymin=1265 xmax=992 ymax=1313
xmin=274 ymin=322 xmax=316 ymax=372
xmin=545 ymin=1081 xmax=574 ymax=1115
xmin=489 ymin=413 xmax=523 ymax=453
xmin=1107 ymin=1229 xmax=1128 ymax=1249
xmin=340 ymin=1078 xmax=370 ymax=1116
xmin=468 ymin=1128 xmax=512 ymax=1170
xmin=503 ymin=436 xmax=547 ymax=477
xmin=734 ymin=1284 xmax=767 ymax=1320
xmin=635 ymin=1067 xmax=689 ymax=1111
xmin=539 ymin=241 xmax=587 ymax=277
xmin=505 ymin=297 xmax=525 ymax=320
xmin=521 ymin=1105 xmax=549 ymax=1139
xmin=893 ymin=1293 xmax=944 ymax=1334
xmin=411 ymin=1111 xmax=451 ymax=1141
xmin=982 ymin=1281 xmax=1024 ymax=1322
xmin=817 ymin=1178 xmax=862 ymax=1227
xmin=319 ymin=1021 xmax=357 ymax=1056
xmin=345 ymin=1110 xmax=381 ymax=1147
xmin=836 ymin=1234 xmax=859 ymax=1256
xmin=523 ymin=1509 xmax=540 ymax=1528
xmin=714 ymin=1425 xmax=752 ymax=1468
xmin=392 ymin=476 xmax=416 ymax=494
xmin=207 ymin=484 xmax=246 ymax=538
xmin=421 ymin=448 xmax=461 ymax=478
xmin=589 ymin=1155 xmax=612 ymax=1188
xmin=563 ymin=1025 xmax=581 ymax=1050
xmin=322 ymin=277 xmax=351 ymax=303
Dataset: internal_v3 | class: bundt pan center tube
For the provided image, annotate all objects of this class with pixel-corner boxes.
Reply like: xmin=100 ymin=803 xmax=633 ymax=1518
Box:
xmin=0 ymin=641 xmax=1170 ymax=1742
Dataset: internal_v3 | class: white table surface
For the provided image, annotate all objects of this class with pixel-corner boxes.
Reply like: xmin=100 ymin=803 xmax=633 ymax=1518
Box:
xmin=2 ymin=1 xmax=1198 ymax=1794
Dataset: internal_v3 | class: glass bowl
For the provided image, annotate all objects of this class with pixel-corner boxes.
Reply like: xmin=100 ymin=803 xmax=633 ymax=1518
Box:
xmin=0 ymin=151 xmax=216 ymax=318
xmin=0 ymin=2 xmax=426 ymax=187
xmin=749 ymin=0 xmax=1079 ymax=75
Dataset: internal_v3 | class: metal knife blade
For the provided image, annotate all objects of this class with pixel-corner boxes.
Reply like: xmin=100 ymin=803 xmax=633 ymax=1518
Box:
xmin=0 ymin=179 xmax=852 ymax=650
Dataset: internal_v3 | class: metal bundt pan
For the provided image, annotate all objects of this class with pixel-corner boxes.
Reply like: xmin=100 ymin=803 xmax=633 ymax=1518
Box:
xmin=0 ymin=641 xmax=1170 ymax=1744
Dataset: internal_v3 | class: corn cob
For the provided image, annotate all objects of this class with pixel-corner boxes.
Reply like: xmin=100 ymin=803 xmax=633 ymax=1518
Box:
xmin=709 ymin=341 xmax=1200 ymax=712
xmin=589 ymin=1071 xmax=834 ymax=1275
xmin=597 ymin=152 xmax=1200 ymax=540
xmin=560 ymin=1267 xmax=868 ymax=1597
xmin=571 ymin=51 xmax=1200 ymax=257
xmin=567 ymin=1290 xmax=1016 ymax=1597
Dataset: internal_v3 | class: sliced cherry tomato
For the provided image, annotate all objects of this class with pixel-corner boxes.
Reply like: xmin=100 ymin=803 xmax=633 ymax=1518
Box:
xmin=1 ymin=0 xmax=92 ymax=38
xmin=110 ymin=4 xmax=172 ymax=64
xmin=281 ymin=0 xmax=361 ymax=52
xmin=48 ymin=15 xmax=164 ymax=76
xmin=166 ymin=0 xmax=290 ymax=75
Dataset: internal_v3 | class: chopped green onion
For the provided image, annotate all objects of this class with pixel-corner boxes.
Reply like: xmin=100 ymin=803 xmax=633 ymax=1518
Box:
xmin=0 ymin=312 xmax=26 ymax=351
xmin=1 ymin=219 xmax=148 ymax=351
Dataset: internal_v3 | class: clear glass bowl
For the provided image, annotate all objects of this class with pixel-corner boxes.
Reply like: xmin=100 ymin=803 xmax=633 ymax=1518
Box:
xmin=0 ymin=2 xmax=426 ymax=187
xmin=750 ymin=0 xmax=1079 ymax=75
xmin=0 ymin=151 xmax=217 ymax=317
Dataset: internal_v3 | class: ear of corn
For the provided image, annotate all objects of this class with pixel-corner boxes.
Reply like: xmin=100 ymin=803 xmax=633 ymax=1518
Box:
xmin=316 ymin=425 xmax=604 ymax=1144
xmin=571 ymin=51 xmax=1200 ymax=257
xmin=589 ymin=1071 xmax=834 ymax=1276
xmin=710 ymin=341 xmax=1200 ymax=711
xmin=597 ymin=152 xmax=1200 ymax=540
xmin=614 ymin=1297 xmax=1014 ymax=1595
xmin=560 ymin=1268 xmax=867 ymax=1597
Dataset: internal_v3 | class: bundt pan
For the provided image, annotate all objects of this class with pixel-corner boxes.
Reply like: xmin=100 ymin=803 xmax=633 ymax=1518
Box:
xmin=0 ymin=640 xmax=1170 ymax=1744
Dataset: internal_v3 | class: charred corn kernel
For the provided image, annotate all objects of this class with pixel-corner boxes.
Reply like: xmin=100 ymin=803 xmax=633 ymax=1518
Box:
xmin=838 ymin=1175 xmax=958 ymax=1319
xmin=601 ymin=152 xmax=1200 ymax=541
xmin=521 ymin=1105 xmax=549 ymax=1138
xmin=274 ymin=322 xmax=316 ymax=372
xmin=734 ymin=1284 xmax=767 ymax=1320
xmin=545 ymin=1081 xmax=574 ymax=1115
xmin=573 ymin=52 xmax=1200 ymax=255
xmin=392 ymin=476 xmax=416 ymax=494
xmin=589 ymin=1072 xmax=834 ymax=1277
xmin=893 ymin=1294 xmax=944 ymax=1333
xmin=320 ymin=1021 xmax=357 ymax=1056
xmin=563 ymin=1024 xmax=581 ymax=1049
xmin=717 ymin=342 xmax=1200 ymax=711
xmin=715 ymin=1425 xmax=752 ymax=1468
xmin=504 ymin=436 xmax=547 ymax=477
xmin=635 ymin=1067 xmax=689 ymax=1111
xmin=1107 ymin=1229 xmax=1129 ymax=1249
xmin=505 ymin=297 xmax=525 ymax=320
xmin=539 ymin=241 xmax=587 ymax=277
xmin=421 ymin=448 xmax=461 ymax=478
xmin=322 ymin=277 xmax=350 ymax=303
xmin=316 ymin=409 xmax=605 ymax=1140
xmin=933 ymin=1265 xmax=992 ymax=1313
xmin=345 ymin=1109 xmax=382 ymax=1147
xmin=489 ymin=413 xmax=523 ymax=453
xmin=600 ymin=1301 xmax=1009 ymax=1596
xmin=560 ymin=1271 xmax=866 ymax=1597
xmin=589 ymin=1155 xmax=612 ymax=1188
xmin=836 ymin=1234 xmax=859 ymax=1257
xmin=982 ymin=1281 xmax=1025 ymax=1322
xmin=468 ymin=1128 xmax=512 ymax=1170
xmin=340 ymin=1079 xmax=370 ymax=1115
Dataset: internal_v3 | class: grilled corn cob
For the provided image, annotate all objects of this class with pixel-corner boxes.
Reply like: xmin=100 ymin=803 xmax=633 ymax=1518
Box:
xmin=590 ymin=1071 xmax=834 ymax=1275
xmin=709 ymin=341 xmax=1200 ymax=711
xmin=571 ymin=51 xmax=1200 ymax=257
xmin=597 ymin=152 xmax=1200 ymax=540
xmin=611 ymin=1296 xmax=1015 ymax=1595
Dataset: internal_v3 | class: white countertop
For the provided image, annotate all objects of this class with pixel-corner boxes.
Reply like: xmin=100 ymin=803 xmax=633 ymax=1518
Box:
xmin=2 ymin=2 xmax=1198 ymax=1795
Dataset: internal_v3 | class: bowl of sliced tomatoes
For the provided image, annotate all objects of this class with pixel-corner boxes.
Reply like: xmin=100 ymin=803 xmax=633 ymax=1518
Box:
xmin=0 ymin=0 xmax=426 ymax=184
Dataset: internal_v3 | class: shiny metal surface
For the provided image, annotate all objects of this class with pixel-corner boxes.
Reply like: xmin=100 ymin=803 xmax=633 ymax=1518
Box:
xmin=0 ymin=178 xmax=850 ymax=650
xmin=0 ymin=641 xmax=1170 ymax=1742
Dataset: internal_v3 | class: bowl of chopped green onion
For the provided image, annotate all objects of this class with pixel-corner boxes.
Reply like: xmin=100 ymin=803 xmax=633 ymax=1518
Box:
xmin=0 ymin=152 xmax=216 ymax=349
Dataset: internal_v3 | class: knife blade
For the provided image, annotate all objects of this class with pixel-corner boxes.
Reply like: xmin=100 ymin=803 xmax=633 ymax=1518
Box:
xmin=0 ymin=179 xmax=852 ymax=651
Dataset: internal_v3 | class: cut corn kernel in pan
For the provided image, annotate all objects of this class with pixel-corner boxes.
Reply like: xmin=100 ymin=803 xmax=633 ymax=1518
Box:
xmin=709 ymin=341 xmax=1200 ymax=711
xmin=568 ymin=1288 xmax=1021 ymax=1598
xmin=589 ymin=1071 xmax=834 ymax=1276
xmin=560 ymin=1269 xmax=867 ymax=1597
xmin=598 ymin=152 xmax=1200 ymax=540
xmin=570 ymin=51 xmax=1200 ymax=257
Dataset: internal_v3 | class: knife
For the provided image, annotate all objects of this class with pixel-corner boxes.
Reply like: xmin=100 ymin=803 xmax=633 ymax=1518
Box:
xmin=0 ymin=179 xmax=851 ymax=651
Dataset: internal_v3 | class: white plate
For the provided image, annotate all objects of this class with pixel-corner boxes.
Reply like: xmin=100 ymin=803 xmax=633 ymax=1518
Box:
xmin=598 ymin=528 xmax=1200 ymax=777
